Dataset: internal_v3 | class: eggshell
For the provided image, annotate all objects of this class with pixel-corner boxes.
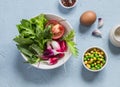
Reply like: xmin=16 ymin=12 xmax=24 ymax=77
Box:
xmin=80 ymin=11 xmax=97 ymax=26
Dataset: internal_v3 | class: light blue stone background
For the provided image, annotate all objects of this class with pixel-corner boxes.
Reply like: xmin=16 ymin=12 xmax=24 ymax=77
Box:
xmin=0 ymin=0 xmax=120 ymax=87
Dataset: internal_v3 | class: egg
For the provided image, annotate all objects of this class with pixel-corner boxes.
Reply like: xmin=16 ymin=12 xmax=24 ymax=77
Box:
xmin=80 ymin=11 xmax=97 ymax=26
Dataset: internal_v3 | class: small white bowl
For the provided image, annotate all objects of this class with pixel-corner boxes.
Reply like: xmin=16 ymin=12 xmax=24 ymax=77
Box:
xmin=21 ymin=13 xmax=74 ymax=69
xmin=109 ymin=25 xmax=120 ymax=47
xmin=82 ymin=46 xmax=108 ymax=72
xmin=59 ymin=0 xmax=78 ymax=9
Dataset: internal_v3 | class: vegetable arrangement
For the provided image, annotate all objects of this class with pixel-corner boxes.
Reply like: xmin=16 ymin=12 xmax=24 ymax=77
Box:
xmin=14 ymin=14 xmax=78 ymax=65
xmin=84 ymin=48 xmax=106 ymax=70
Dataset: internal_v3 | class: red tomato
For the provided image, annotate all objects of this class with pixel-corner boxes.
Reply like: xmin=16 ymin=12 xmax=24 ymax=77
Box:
xmin=46 ymin=20 xmax=59 ymax=27
xmin=51 ymin=24 xmax=65 ymax=39
xmin=46 ymin=20 xmax=65 ymax=40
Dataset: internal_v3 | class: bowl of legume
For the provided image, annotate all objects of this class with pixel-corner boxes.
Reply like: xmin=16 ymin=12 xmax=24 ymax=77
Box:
xmin=82 ymin=47 xmax=108 ymax=72
xmin=59 ymin=0 xmax=78 ymax=9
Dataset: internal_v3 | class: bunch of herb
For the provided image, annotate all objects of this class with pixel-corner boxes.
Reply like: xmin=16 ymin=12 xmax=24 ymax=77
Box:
xmin=14 ymin=14 xmax=52 ymax=64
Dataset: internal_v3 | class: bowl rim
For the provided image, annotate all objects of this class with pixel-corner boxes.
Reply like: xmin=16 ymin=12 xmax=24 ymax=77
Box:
xmin=109 ymin=25 xmax=120 ymax=47
xmin=82 ymin=46 xmax=108 ymax=72
xmin=112 ymin=25 xmax=120 ymax=42
xmin=59 ymin=0 xmax=78 ymax=9
xmin=20 ymin=13 xmax=74 ymax=70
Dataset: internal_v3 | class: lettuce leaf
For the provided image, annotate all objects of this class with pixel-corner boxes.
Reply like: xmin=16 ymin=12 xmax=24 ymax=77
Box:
xmin=14 ymin=14 xmax=52 ymax=64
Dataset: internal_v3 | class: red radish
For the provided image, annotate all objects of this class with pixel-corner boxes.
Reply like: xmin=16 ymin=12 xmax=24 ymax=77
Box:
xmin=57 ymin=53 xmax=65 ymax=58
xmin=57 ymin=40 xmax=67 ymax=52
xmin=47 ymin=40 xmax=61 ymax=51
xmin=49 ymin=57 xmax=58 ymax=65
xmin=50 ymin=40 xmax=61 ymax=50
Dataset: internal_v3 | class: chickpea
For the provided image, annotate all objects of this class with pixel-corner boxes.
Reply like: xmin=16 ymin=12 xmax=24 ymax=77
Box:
xmin=100 ymin=52 xmax=104 ymax=55
xmin=93 ymin=48 xmax=97 ymax=51
xmin=87 ymin=53 xmax=90 ymax=55
xmin=100 ymin=58 xmax=103 ymax=61
xmin=94 ymin=62 xmax=97 ymax=65
xmin=90 ymin=59 xmax=93 ymax=62
xmin=97 ymin=61 xmax=100 ymax=64
xmin=99 ymin=54 xmax=102 ymax=57
xmin=93 ymin=57 xmax=97 ymax=61
xmin=97 ymin=49 xmax=100 ymax=52
xmin=90 ymin=51 xmax=94 ymax=53
xmin=86 ymin=64 xmax=91 ymax=69
xmin=100 ymin=63 xmax=103 ymax=66
xmin=84 ymin=61 xmax=88 ymax=65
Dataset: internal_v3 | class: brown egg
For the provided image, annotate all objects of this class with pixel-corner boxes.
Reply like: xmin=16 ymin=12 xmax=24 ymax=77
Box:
xmin=80 ymin=11 xmax=97 ymax=26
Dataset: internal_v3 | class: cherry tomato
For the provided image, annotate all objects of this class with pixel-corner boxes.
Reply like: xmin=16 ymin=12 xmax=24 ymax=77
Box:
xmin=46 ymin=20 xmax=65 ymax=40
xmin=46 ymin=20 xmax=58 ymax=27
xmin=51 ymin=24 xmax=65 ymax=39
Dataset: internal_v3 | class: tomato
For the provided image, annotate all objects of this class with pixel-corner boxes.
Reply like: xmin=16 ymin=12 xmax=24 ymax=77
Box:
xmin=46 ymin=20 xmax=59 ymax=27
xmin=46 ymin=20 xmax=65 ymax=40
xmin=51 ymin=24 xmax=65 ymax=39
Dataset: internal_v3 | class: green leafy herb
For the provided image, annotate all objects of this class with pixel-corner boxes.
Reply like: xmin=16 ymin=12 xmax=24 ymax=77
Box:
xmin=63 ymin=30 xmax=78 ymax=56
xmin=13 ymin=14 xmax=52 ymax=64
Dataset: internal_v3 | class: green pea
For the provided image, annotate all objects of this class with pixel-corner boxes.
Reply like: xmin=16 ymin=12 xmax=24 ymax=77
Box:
xmin=99 ymin=65 xmax=102 ymax=68
xmin=95 ymin=54 xmax=99 ymax=58
xmin=84 ymin=56 xmax=89 ymax=61
xmin=96 ymin=66 xmax=100 ymax=70
xmin=97 ymin=64 xmax=102 ymax=69
xmin=95 ymin=65 xmax=98 ymax=68
xmin=84 ymin=55 xmax=87 ymax=58
xmin=91 ymin=55 xmax=94 ymax=58
xmin=91 ymin=64 xmax=95 ymax=67
xmin=91 ymin=67 xmax=96 ymax=70
xmin=102 ymin=60 xmax=106 ymax=64
xmin=84 ymin=57 xmax=87 ymax=61
xmin=97 ymin=64 xmax=101 ymax=67
xmin=99 ymin=58 xmax=103 ymax=61
xmin=88 ymin=55 xmax=91 ymax=58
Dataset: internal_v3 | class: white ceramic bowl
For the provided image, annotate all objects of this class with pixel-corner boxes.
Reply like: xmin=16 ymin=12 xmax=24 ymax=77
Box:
xmin=21 ymin=13 xmax=73 ymax=69
xmin=109 ymin=25 xmax=120 ymax=47
xmin=59 ymin=0 xmax=78 ymax=9
xmin=82 ymin=46 xmax=108 ymax=72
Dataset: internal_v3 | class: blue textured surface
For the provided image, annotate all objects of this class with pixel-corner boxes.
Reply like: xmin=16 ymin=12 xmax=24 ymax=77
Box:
xmin=0 ymin=0 xmax=120 ymax=87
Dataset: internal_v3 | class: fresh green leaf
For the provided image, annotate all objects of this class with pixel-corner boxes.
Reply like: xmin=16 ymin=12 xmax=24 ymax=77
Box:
xmin=13 ymin=36 xmax=33 ymax=45
xmin=29 ymin=44 xmax=42 ymax=55
xmin=17 ymin=45 xmax=33 ymax=57
xmin=63 ymin=30 xmax=78 ymax=56
xmin=27 ymin=55 xmax=41 ymax=64
xmin=63 ymin=30 xmax=75 ymax=41
xmin=30 ymin=14 xmax=48 ymax=30
xmin=67 ymin=41 xmax=78 ymax=56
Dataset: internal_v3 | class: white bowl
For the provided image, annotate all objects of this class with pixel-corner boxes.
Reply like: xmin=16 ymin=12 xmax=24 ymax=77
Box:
xmin=109 ymin=25 xmax=120 ymax=47
xmin=59 ymin=0 xmax=78 ymax=9
xmin=21 ymin=13 xmax=73 ymax=69
xmin=82 ymin=46 xmax=108 ymax=72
